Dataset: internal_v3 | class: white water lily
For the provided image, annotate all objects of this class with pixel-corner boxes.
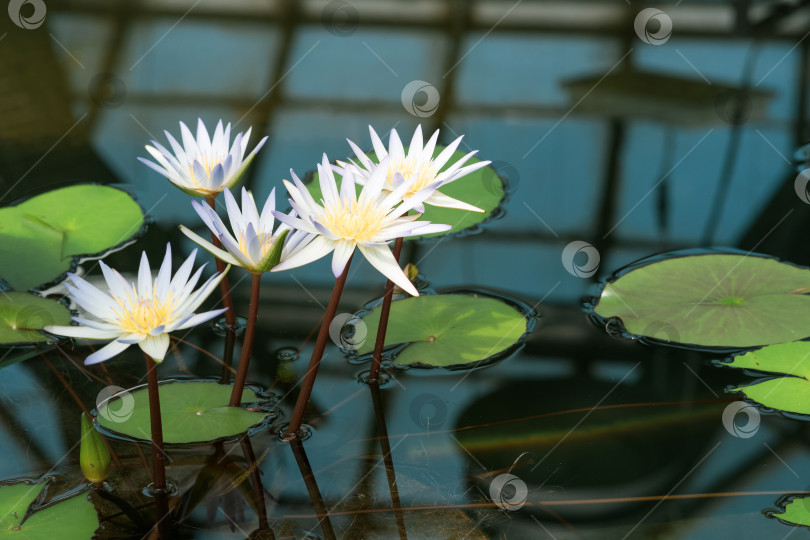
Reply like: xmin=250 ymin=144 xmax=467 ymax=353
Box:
xmin=138 ymin=118 xmax=268 ymax=197
xmin=180 ymin=186 xmax=314 ymax=274
xmin=44 ymin=244 xmax=229 ymax=365
xmin=271 ymin=154 xmax=451 ymax=296
xmin=340 ymin=125 xmax=491 ymax=213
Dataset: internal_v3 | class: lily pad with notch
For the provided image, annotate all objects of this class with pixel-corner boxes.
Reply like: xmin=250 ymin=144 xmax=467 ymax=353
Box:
xmin=307 ymin=146 xmax=506 ymax=238
xmin=723 ymin=342 xmax=810 ymax=416
xmin=356 ymin=292 xmax=534 ymax=369
xmin=767 ymin=493 xmax=810 ymax=528
xmin=0 ymin=477 xmax=98 ymax=538
xmin=0 ymin=185 xmax=145 ymax=291
xmin=95 ymin=380 xmax=276 ymax=445
xmin=0 ymin=292 xmax=71 ymax=345
xmin=591 ymin=252 xmax=810 ymax=349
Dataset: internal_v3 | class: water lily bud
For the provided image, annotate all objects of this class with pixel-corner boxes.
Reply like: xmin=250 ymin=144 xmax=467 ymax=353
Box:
xmin=80 ymin=414 xmax=111 ymax=484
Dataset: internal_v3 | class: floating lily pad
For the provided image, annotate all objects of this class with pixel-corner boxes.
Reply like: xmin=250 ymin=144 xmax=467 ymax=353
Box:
xmin=0 ymin=292 xmax=71 ymax=345
xmin=357 ymin=294 xmax=529 ymax=368
xmin=308 ymin=146 xmax=505 ymax=238
xmin=95 ymin=380 xmax=274 ymax=445
xmin=722 ymin=343 xmax=810 ymax=415
xmin=0 ymin=185 xmax=144 ymax=290
xmin=769 ymin=495 xmax=810 ymax=527
xmin=592 ymin=253 xmax=810 ymax=349
xmin=0 ymin=479 xmax=98 ymax=538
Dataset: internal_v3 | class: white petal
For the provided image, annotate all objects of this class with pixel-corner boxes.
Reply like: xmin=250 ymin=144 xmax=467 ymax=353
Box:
xmin=44 ymin=324 xmax=120 ymax=340
xmin=85 ymin=340 xmax=131 ymax=365
xmin=155 ymin=244 xmax=173 ymax=299
xmin=369 ymin=125 xmax=388 ymax=159
xmin=426 ymin=190 xmax=485 ymax=212
xmin=139 ymin=334 xmax=170 ymax=361
xmin=331 ymin=240 xmax=355 ymax=277
xmin=180 ymin=226 xmax=241 ymax=266
xmin=137 ymin=251 xmax=153 ymax=299
xmin=271 ymin=236 xmax=336 ymax=272
xmin=358 ymin=244 xmax=418 ymax=296
xmin=172 ymin=308 xmax=228 ymax=331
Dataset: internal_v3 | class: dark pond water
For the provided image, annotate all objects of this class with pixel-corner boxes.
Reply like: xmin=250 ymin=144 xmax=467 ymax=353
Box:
xmin=3 ymin=1 xmax=810 ymax=539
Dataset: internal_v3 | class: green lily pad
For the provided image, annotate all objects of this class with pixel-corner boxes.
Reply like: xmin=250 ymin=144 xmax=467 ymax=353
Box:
xmin=725 ymin=343 xmax=810 ymax=416
xmin=357 ymin=294 xmax=529 ymax=368
xmin=0 ymin=292 xmax=71 ymax=345
xmin=0 ymin=479 xmax=98 ymax=538
xmin=95 ymin=380 xmax=274 ymax=445
xmin=309 ymin=146 xmax=505 ymax=238
xmin=593 ymin=253 xmax=810 ymax=348
xmin=0 ymin=185 xmax=144 ymax=290
xmin=770 ymin=496 xmax=810 ymax=527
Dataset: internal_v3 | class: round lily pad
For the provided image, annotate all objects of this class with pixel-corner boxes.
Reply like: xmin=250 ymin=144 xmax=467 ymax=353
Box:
xmin=0 ymin=479 xmax=98 ymax=539
xmin=0 ymin=292 xmax=71 ymax=345
xmin=308 ymin=146 xmax=505 ymax=238
xmin=95 ymin=380 xmax=275 ymax=445
xmin=592 ymin=253 xmax=810 ymax=349
xmin=356 ymin=293 xmax=531 ymax=369
xmin=0 ymin=185 xmax=145 ymax=290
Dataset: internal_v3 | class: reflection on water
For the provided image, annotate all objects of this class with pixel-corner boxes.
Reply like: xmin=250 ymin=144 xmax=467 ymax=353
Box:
xmin=3 ymin=1 xmax=810 ymax=538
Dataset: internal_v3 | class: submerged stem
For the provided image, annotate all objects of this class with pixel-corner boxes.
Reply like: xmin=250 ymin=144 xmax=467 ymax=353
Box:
xmin=368 ymin=237 xmax=404 ymax=383
xmin=144 ymin=354 xmax=169 ymax=538
xmin=205 ymin=195 xmax=237 ymax=384
xmin=286 ymin=254 xmax=354 ymax=438
xmin=229 ymin=273 xmax=262 ymax=407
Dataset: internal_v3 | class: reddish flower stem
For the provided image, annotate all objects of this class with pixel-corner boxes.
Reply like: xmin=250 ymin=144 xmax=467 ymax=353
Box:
xmin=229 ymin=273 xmax=262 ymax=407
xmin=368 ymin=237 xmax=404 ymax=383
xmin=285 ymin=254 xmax=354 ymax=438
xmin=144 ymin=354 xmax=168 ymax=538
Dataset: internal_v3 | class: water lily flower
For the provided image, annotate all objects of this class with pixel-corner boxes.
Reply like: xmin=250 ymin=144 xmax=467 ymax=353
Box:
xmin=44 ymin=244 xmax=228 ymax=365
xmin=340 ymin=125 xmax=491 ymax=213
xmin=138 ymin=118 xmax=268 ymax=197
xmin=271 ymin=154 xmax=451 ymax=297
xmin=180 ymin=187 xmax=314 ymax=274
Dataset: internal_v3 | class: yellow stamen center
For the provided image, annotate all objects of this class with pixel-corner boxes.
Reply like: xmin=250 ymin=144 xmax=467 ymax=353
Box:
xmin=386 ymin=157 xmax=437 ymax=198
xmin=112 ymin=291 xmax=178 ymax=335
xmin=236 ymin=230 xmax=276 ymax=262
xmin=321 ymin=197 xmax=388 ymax=243
xmin=187 ymin=153 xmax=226 ymax=189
